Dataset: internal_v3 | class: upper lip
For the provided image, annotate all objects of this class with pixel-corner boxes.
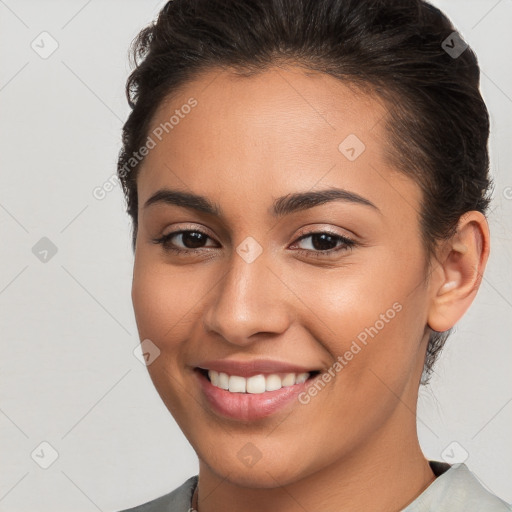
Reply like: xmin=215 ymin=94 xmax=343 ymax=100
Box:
xmin=195 ymin=359 xmax=320 ymax=378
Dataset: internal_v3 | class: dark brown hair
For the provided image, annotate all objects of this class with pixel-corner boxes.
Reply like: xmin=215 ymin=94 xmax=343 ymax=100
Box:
xmin=117 ymin=0 xmax=492 ymax=382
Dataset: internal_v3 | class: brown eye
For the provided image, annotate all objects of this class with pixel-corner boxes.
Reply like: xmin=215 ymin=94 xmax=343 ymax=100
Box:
xmin=292 ymin=231 xmax=356 ymax=256
xmin=174 ymin=231 xmax=209 ymax=249
xmin=153 ymin=230 xmax=218 ymax=254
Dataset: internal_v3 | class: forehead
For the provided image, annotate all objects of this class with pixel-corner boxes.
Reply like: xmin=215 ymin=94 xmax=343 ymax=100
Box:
xmin=137 ymin=65 xmax=419 ymax=218
xmin=147 ymin=65 xmax=387 ymax=151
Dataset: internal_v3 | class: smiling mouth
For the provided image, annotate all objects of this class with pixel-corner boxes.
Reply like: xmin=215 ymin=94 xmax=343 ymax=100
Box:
xmin=196 ymin=368 xmax=321 ymax=394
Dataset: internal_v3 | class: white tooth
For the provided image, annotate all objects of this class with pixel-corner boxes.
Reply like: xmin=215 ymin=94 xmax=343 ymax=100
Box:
xmin=281 ymin=373 xmax=296 ymax=387
xmin=295 ymin=372 xmax=309 ymax=384
xmin=265 ymin=374 xmax=282 ymax=391
xmin=246 ymin=374 xmax=266 ymax=394
xmin=228 ymin=375 xmax=246 ymax=393
xmin=209 ymin=370 xmax=219 ymax=386
xmin=218 ymin=372 xmax=229 ymax=390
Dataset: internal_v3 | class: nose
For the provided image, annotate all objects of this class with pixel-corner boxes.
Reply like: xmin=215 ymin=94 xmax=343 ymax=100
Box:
xmin=202 ymin=248 xmax=292 ymax=346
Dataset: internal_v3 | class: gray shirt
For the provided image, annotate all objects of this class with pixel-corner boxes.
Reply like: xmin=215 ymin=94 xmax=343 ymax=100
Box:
xmin=118 ymin=461 xmax=511 ymax=511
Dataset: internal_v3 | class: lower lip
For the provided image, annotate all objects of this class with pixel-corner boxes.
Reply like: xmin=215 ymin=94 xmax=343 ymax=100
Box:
xmin=195 ymin=370 xmax=313 ymax=421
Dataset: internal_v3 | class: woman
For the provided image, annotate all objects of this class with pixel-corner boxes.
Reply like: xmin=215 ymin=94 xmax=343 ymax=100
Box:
xmin=117 ymin=0 xmax=511 ymax=510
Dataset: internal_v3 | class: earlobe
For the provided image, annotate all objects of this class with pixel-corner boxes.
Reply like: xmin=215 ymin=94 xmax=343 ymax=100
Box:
xmin=427 ymin=212 xmax=490 ymax=333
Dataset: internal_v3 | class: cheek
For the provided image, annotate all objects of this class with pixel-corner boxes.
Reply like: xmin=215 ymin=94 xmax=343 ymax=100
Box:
xmin=131 ymin=260 xmax=204 ymax=343
xmin=131 ymin=261 xmax=201 ymax=416
xmin=288 ymin=249 xmax=428 ymax=385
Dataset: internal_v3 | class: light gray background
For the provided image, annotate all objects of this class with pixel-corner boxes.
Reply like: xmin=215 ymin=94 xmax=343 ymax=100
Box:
xmin=0 ymin=1 xmax=511 ymax=510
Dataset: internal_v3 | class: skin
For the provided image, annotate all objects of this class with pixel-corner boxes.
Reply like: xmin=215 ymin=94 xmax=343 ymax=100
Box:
xmin=131 ymin=65 xmax=490 ymax=511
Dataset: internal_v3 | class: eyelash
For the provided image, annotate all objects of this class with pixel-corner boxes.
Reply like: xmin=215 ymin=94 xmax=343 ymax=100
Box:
xmin=152 ymin=228 xmax=356 ymax=258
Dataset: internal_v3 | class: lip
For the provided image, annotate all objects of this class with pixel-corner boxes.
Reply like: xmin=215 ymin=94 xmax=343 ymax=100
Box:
xmin=195 ymin=358 xmax=319 ymax=378
xmin=195 ymin=369 xmax=317 ymax=421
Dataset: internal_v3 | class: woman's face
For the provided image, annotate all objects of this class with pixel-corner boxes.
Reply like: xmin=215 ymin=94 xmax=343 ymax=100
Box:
xmin=132 ymin=66 xmax=435 ymax=486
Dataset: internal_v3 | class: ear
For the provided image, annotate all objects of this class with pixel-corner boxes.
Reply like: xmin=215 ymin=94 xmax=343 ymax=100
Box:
xmin=427 ymin=211 xmax=490 ymax=333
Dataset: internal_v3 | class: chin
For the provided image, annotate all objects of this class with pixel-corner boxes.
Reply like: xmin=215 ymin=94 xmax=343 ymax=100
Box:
xmin=205 ymin=457 xmax=309 ymax=488
xmin=195 ymin=437 xmax=328 ymax=489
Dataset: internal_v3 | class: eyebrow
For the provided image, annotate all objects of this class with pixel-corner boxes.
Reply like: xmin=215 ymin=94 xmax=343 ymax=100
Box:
xmin=143 ymin=187 xmax=380 ymax=217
